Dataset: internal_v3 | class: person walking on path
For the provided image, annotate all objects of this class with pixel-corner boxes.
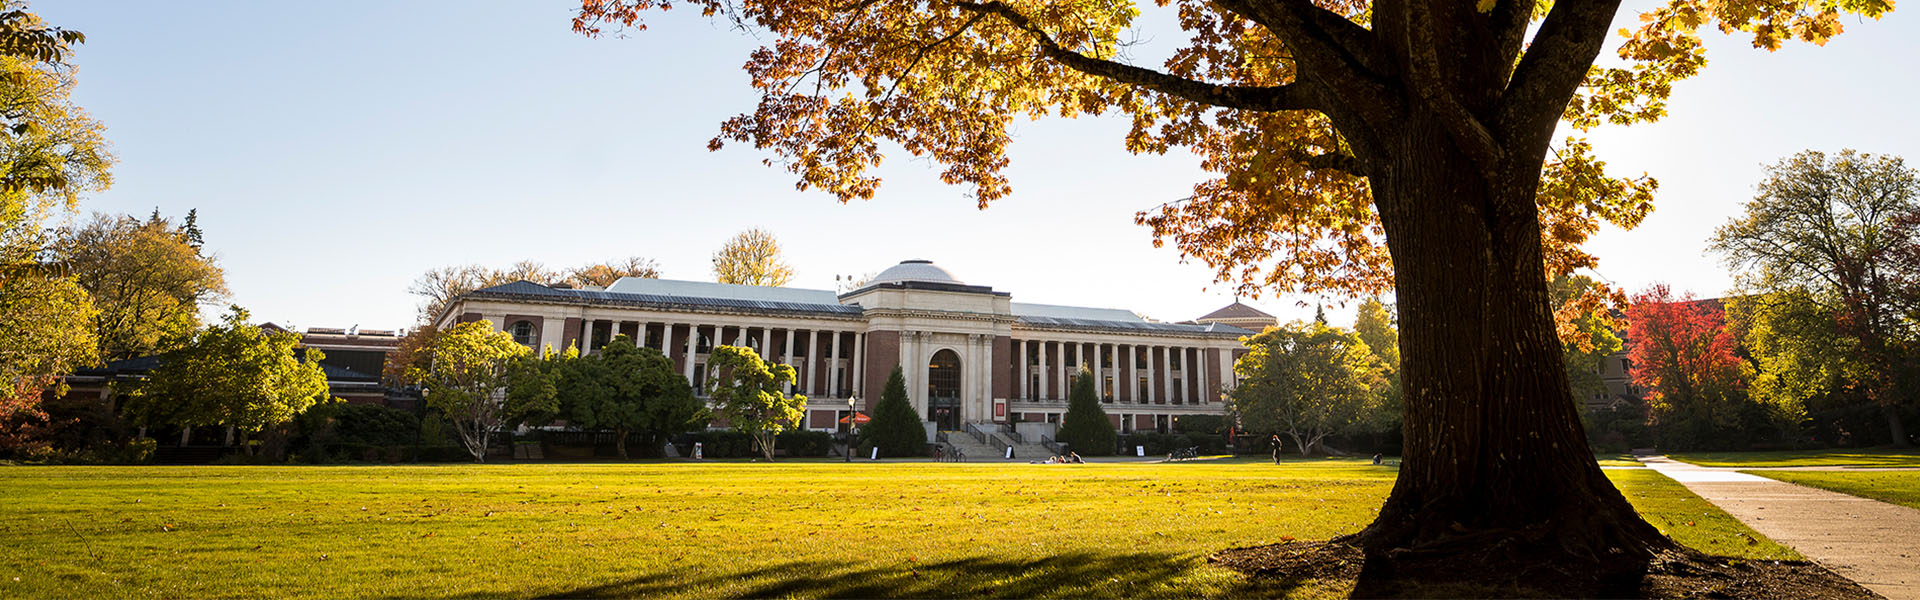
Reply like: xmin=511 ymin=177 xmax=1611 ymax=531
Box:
xmin=1270 ymin=435 xmax=1283 ymax=464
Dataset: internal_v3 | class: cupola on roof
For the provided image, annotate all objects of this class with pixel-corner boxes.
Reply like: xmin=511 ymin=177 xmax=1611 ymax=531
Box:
xmin=871 ymin=259 xmax=963 ymax=285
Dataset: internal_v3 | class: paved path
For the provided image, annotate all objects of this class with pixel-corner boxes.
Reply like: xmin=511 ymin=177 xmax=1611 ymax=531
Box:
xmin=1641 ymin=455 xmax=1920 ymax=600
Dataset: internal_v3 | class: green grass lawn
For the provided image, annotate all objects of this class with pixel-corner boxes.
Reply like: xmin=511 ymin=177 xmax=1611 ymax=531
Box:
xmin=1748 ymin=470 xmax=1920 ymax=510
xmin=1595 ymin=453 xmax=1643 ymax=467
xmin=0 ymin=461 xmax=1792 ymax=599
xmin=1669 ymin=447 xmax=1920 ymax=468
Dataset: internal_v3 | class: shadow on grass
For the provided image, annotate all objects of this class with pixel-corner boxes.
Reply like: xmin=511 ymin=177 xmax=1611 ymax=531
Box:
xmin=496 ymin=550 xmax=1319 ymax=598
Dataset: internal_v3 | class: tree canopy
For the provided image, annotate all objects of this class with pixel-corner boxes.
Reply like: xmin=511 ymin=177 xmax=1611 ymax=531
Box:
xmin=0 ymin=5 xmax=110 ymax=449
xmin=416 ymin=321 xmax=557 ymax=462
xmin=121 ymin=306 xmax=331 ymax=454
xmin=711 ymin=228 xmax=795 ymax=287
xmin=1710 ymin=150 xmax=1918 ymax=446
xmin=57 ymin=211 xmax=228 ymax=361
xmin=553 ymin=335 xmax=703 ymax=458
xmin=704 ymin=345 xmax=807 ymax=460
xmin=1230 ymin=320 xmax=1391 ymax=456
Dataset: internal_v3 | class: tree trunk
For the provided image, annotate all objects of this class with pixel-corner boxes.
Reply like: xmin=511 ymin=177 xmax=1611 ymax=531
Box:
xmin=1886 ymin=405 xmax=1912 ymax=448
xmin=757 ymin=432 xmax=777 ymax=461
xmin=1349 ymin=118 xmax=1674 ymax=594
xmin=616 ymin=427 xmax=630 ymax=459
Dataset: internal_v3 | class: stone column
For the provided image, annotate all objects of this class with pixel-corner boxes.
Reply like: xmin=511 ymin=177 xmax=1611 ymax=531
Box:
xmin=829 ymin=330 xmax=844 ymax=398
xmin=1197 ymin=347 xmax=1211 ymax=404
xmin=682 ymin=323 xmax=698 ymax=384
xmin=1053 ymin=341 xmax=1065 ymax=401
xmin=1093 ymin=342 xmax=1105 ymax=400
xmin=806 ymin=330 xmax=819 ymax=395
xmin=1160 ymin=344 xmax=1172 ymax=404
xmin=851 ymin=332 xmax=865 ymax=400
xmin=582 ymin=320 xmax=596 ymax=355
xmin=1017 ymin=340 xmax=1028 ymax=400
xmin=540 ymin=317 xmax=563 ymax=355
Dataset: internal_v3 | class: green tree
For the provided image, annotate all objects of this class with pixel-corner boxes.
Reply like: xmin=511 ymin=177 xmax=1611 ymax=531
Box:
xmin=859 ymin=366 xmax=926 ymax=457
xmin=710 ymin=228 xmax=794 ymax=287
xmin=1056 ymin=369 xmax=1116 ymax=456
xmin=1552 ymin=274 xmax=1626 ymax=408
xmin=576 ymin=0 xmax=1894 ymax=582
xmin=1727 ymin=291 xmax=1844 ymax=437
xmin=57 ymin=212 xmax=228 ymax=361
xmin=1711 ymin=150 xmax=1919 ymax=447
xmin=0 ymin=5 xmax=110 ymax=443
xmin=121 ymin=306 xmax=331 ymax=455
xmin=1230 ymin=321 xmax=1390 ymax=456
xmin=0 ymin=272 xmax=96 ymax=453
xmin=1353 ymin=297 xmax=1398 ymax=374
xmin=416 ymin=321 xmax=557 ymax=462
xmin=704 ymin=345 xmax=806 ymax=460
xmin=555 ymin=335 xmax=702 ymax=459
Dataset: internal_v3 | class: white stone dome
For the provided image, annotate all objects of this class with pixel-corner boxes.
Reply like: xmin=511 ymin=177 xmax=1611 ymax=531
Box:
xmin=871 ymin=259 xmax=963 ymax=285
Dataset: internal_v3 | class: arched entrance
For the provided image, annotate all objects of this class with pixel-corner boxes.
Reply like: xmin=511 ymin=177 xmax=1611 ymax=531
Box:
xmin=927 ymin=349 xmax=961 ymax=430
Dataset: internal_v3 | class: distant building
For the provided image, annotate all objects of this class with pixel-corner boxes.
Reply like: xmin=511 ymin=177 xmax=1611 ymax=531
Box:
xmin=437 ymin=259 xmax=1254 ymax=434
xmin=268 ymin=324 xmax=404 ymax=408
xmin=1192 ymin=301 xmax=1280 ymax=332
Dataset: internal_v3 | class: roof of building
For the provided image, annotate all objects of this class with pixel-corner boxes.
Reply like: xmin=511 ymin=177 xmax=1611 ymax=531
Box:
xmin=460 ymin=275 xmax=1255 ymax=337
xmin=1009 ymin=302 xmax=1143 ymax=322
xmin=871 ymin=259 xmax=963 ymax=285
xmin=1197 ymin=301 xmax=1276 ymax=321
xmin=467 ymin=280 xmax=862 ymax=318
xmin=1013 ymin=316 xmax=1255 ymax=336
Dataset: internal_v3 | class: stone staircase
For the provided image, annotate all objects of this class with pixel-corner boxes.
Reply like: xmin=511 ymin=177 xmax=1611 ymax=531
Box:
xmin=940 ymin=427 xmax=1054 ymax=461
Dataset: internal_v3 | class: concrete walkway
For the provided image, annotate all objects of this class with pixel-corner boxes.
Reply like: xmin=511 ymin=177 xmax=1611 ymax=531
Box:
xmin=1641 ymin=455 xmax=1920 ymax=599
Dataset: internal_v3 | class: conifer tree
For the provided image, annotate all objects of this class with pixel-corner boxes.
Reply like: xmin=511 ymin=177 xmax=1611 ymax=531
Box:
xmin=860 ymin=366 xmax=926 ymax=457
xmin=1057 ymin=369 xmax=1116 ymax=456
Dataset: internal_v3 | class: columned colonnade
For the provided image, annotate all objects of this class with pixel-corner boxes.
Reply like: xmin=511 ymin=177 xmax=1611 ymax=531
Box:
xmin=1011 ymin=338 xmax=1219 ymax=405
xmin=539 ymin=317 xmax=866 ymax=401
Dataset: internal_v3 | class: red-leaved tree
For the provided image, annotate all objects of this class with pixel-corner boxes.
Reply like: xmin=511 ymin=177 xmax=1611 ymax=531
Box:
xmin=1626 ymin=284 xmax=1747 ymax=447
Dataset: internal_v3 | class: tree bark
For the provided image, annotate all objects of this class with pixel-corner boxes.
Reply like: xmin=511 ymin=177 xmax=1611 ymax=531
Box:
xmin=616 ymin=427 xmax=630 ymax=459
xmin=1348 ymin=115 xmax=1674 ymax=594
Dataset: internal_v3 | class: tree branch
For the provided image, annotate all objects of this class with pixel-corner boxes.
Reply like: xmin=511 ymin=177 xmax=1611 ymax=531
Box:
xmin=1495 ymin=0 xmax=1625 ymax=158
xmin=955 ymin=1 xmax=1322 ymax=113
xmin=1290 ymin=150 xmax=1369 ymax=177
xmin=1400 ymin=0 xmax=1503 ymax=175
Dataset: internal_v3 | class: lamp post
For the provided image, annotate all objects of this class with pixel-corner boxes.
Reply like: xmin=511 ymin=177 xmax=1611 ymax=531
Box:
xmin=845 ymin=395 xmax=857 ymax=463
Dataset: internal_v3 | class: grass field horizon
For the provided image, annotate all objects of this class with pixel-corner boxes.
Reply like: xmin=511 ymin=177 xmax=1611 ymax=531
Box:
xmin=0 ymin=461 xmax=1795 ymax=598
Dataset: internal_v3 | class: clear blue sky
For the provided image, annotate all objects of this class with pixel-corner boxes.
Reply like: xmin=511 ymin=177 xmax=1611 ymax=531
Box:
xmin=35 ymin=1 xmax=1920 ymax=330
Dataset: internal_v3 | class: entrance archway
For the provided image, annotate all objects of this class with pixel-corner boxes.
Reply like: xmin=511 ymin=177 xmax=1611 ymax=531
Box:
xmin=927 ymin=349 xmax=961 ymax=430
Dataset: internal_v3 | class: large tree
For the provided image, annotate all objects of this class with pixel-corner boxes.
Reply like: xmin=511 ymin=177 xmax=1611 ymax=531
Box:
xmin=415 ymin=321 xmax=558 ymax=462
xmin=574 ymin=0 xmax=1891 ymax=587
xmin=704 ymin=345 xmax=806 ymax=460
xmin=57 ymin=212 xmax=228 ymax=361
xmin=1230 ymin=320 xmax=1390 ymax=456
xmin=1624 ymin=285 xmax=1753 ymax=449
xmin=0 ymin=6 xmax=110 ymax=447
xmin=1553 ymin=274 xmax=1626 ymax=407
xmin=1710 ymin=150 xmax=1918 ymax=447
xmin=120 ymin=306 xmax=331 ymax=455
xmin=554 ymin=335 xmax=702 ymax=459
xmin=710 ymin=228 xmax=795 ymax=287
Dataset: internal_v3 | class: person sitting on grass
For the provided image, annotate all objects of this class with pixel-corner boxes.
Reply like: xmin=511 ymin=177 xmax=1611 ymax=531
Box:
xmin=1068 ymin=452 xmax=1084 ymax=464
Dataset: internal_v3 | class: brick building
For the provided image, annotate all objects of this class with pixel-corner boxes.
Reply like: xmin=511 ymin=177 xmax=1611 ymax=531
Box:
xmin=438 ymin=259 xmax=1253 ymax=434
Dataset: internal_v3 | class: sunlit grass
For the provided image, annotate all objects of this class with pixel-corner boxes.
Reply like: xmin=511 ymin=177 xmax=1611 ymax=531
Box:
xmin=1605 ymin=469 xmax=1800 ymax=561
xmin=1595 ymin=453 xmax=1643 ymax=467
xmin=1670 ymin=448 xmax=1920 ymax=468
xmin=1749 ymin=470 xmax=1920 ymax=510
xmin=0 ymin=461 xmax=1793 ymax=599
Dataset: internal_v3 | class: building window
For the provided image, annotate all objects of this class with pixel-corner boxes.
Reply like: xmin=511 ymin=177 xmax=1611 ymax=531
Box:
xmin=509 ymin=321 xmax=536 ymax=347
xmin=1172 ymin=379 xmax=1184 ymax=404
xmin=1102 ymin=376 xmax=1115 ymax=402
xmin=1138 ymin=377 xmax=1149 ymax=401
